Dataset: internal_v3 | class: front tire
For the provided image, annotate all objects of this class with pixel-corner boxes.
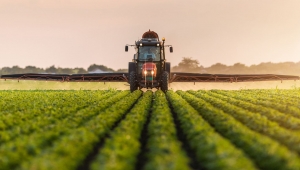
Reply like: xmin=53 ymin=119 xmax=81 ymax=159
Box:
xmin=161 ymin=71 xmax=169 ymax=92
xmin=129 ymin=71 xmax=138 ymax=92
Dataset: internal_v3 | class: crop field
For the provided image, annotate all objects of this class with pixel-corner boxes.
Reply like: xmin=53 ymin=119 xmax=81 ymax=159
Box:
xmin=1 ymin=79 xmax=300 ymax=90
xmin=1 ymin=89 xmax=300 ymax=170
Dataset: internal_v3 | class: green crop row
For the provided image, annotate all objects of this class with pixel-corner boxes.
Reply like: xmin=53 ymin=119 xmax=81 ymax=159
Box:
xmin=188 ymin=90 xmax=300 ymax=155
xmin=236 ymin=89 xmax=300 ymax=106
xmin=206 ymin=90 xmax=300 ymax=131
xmin=240 ymin=89 xmax=300 ymax=106
xmin=0 ymin=90 xmax=106 ymax=113
xmin=166 ymin=91 xmax=257 ymax=170
xmin=1 ymin=89 xmax=300 ymax=170
xmin=143 ymin=90 xmax=190 ymax=170
xmin=90 ymin=90 xmax=153 ymax=170
xmin=0 ymin=90 xmax=109 ymax=130
xmin=0 ymin=90 xmax=119 ymax=143
xmin=224 ymin=89 xmax=300 ymax=119
xmin=0 ymin=90 xmax=131 ymax=170
xmin=179 ymin=90 xmax=300 ymax=170
xmin=19 ymin=90 xmax=142 ymax=170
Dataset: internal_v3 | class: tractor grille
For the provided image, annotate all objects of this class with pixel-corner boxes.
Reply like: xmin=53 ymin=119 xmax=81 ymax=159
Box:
xmin=146 ymin=76 xmax=153 ymax=81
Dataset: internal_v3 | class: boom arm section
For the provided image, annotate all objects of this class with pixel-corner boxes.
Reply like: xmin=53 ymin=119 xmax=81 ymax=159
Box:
xmin=1 ymin=72 xmax=299 ymax=83
xmin=170 ymin=72 xmax=300 ymax=83
xmin=0 ymin=73 xmax=128 ymax=82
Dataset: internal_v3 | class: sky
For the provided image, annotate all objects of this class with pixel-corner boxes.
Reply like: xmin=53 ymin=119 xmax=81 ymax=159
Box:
xmin=1 ymin=0 xmax=300 ymax=70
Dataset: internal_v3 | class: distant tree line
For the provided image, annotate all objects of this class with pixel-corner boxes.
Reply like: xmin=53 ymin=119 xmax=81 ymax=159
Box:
xmin=1 ymin=58 xmax=300 ymax=75
xmin=172 ymin=57 xmax=300 ymax=75
xmin=0 ymin=64 xmax=127 ymax=75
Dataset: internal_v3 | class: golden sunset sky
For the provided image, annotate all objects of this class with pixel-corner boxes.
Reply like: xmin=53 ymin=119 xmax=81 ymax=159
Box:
xmin=1 ymin=0 xmax=300 ymax=70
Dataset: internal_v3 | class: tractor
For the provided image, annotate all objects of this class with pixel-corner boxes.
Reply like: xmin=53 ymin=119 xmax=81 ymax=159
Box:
xmin=125 ymin=30 xmax=173 ymax=92
xmin=1 ymin=30 xmax=299 ymax=90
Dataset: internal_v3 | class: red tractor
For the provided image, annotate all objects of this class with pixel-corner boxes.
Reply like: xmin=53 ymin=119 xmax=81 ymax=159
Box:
xmin=1 ymin=30 xmax=299 ymax=90
xmin=125 ymin=30 xmax=173 ymax=92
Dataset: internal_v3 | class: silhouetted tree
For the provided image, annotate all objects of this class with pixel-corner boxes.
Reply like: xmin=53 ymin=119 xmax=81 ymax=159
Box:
xmin=178 ymin=57 xmax=200 ymax=69
xmin=57 ymin=68 xmax=73 ymax=74
xmin=24 ymin=66 xmax=43 ymax=73
xmin=1 ymin=61 xmax=299 ymax=76
xmin=45 ymin=65 xmax=57 ymax=73
xmin=229 ymin=63 xmax=248 ymax=74
xmin=206 ymin=63 xmax=228 ymax=73
xmin=74 ymin=68 xmax=88 ymax=74
xmin=87 ymin=64 xmax=115 ymax=73
xmin=172 ymin=57 xmax=203 ymax=72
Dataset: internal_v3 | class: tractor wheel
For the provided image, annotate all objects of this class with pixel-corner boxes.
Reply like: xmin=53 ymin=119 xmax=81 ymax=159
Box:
xmin=129 ymin=71 xmax=138 ymax=92
xmin=161 ymin=71 xmax=169 ymax=92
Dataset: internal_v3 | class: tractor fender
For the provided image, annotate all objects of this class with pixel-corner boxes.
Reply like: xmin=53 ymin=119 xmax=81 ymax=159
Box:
xmin=165 ymin=62 xmax=171 ymax=78
xmin=128 ymin=62 xmax=136 ymax=74
xmin=128 ymin=62 xmax=136 ymax=83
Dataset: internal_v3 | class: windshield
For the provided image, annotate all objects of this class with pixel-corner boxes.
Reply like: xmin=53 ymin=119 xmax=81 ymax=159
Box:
xmin=138 ymin=47 xmax=160 ymax=61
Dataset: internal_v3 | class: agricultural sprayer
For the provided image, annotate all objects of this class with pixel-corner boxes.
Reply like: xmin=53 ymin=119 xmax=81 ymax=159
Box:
xmin=1 ymin=30 xmax=299 ymax=92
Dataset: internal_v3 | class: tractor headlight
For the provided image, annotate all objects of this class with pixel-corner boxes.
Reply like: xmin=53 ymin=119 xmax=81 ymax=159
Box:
xmin=144 ymin=71 xmax=147 ymax=75
xmin=151 ymin=70 xmax=154 ymax=75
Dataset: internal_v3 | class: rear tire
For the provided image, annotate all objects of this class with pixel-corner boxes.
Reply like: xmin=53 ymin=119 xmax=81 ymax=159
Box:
xmin=128 ymin=62 xmax=136 ymax=73
xmin=165 ymin=62 xmax=171 ymax=75
xmin=161 ymin=71 xmax=169 ymax=92
xmin=129 ymin=71 xmax=138 ymax=92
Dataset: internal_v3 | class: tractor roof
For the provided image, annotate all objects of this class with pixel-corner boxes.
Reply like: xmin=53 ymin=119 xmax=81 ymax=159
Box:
xmin=136 ymin=30 xmax=162 ymax=46
xmin=142 ymin=30 xmax=159 ymax=39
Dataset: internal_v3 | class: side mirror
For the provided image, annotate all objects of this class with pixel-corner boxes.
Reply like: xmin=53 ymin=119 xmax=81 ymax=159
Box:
xmin=170 ymin=46 xmax=173 ymax=53
xmin=125 ymin=46 xmax=128 ymax=52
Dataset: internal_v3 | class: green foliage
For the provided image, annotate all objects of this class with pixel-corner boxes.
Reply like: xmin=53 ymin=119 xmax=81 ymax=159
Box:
xmin=0 ymin=90 xmax=132 ymax=169
xmin=143 ymin=90 xmax=190 ymax=170
xmin=189 ymin=90 xmax=300 ymax=155
xmin=171 ymin=58 xmax=300 ymax=75
xmin=225 ymin=89 xmax=300 ymax=119
xmin=166 ymin=91 xmax=257 ymax=170
xmin=91 ymin=91 xmax=152 ymax=170
xmin=180 ymin=90 xmax=300 ymax=170
xmin=207 ymin=90 xmax=300 ymax=130
xmin=2 ymin=61 xmax=299 ymax=75
xmin=87 ymin=64 xmax=115 ymax=73
xmin=172 ymin=57 xmax=203 ymax=72
xmin=20 ymin=90 xmax=142 ymax=170
xmin=0 ymin=89 xmax=300 ymax=170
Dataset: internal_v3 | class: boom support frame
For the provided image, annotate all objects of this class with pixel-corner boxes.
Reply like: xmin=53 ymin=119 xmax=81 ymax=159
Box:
xmin=1 ymin=73 xmax=298 ymax=83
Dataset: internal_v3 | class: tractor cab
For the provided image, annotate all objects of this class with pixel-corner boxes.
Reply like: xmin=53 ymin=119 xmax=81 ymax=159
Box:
xmin=125 ymin=30 xmax=172 ymax=92
xmin=137 ymin=45 xmax=161 ymax=83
